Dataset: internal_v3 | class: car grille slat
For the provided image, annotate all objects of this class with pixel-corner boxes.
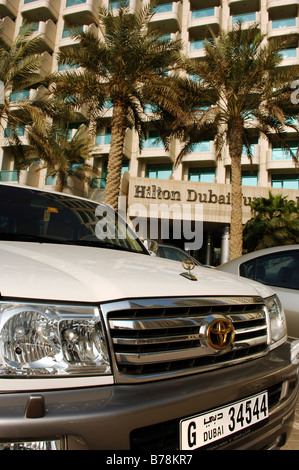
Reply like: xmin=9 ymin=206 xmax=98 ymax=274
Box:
xmin=102 ymin=297 xmax=269 ymax=383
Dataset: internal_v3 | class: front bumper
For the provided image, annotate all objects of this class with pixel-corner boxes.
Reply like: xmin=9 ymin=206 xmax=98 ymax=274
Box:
xmin=0 ymin=342 xmax=297 ymax=450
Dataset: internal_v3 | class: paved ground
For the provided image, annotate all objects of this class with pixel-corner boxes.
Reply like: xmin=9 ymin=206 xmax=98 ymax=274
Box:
xmin=281 ymin=395 xmax=299 ymax=450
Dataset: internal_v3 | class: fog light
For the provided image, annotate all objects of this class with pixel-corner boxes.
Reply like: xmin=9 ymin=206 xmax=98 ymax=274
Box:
xmin=0 ymin=439 xmax=64 ymax=450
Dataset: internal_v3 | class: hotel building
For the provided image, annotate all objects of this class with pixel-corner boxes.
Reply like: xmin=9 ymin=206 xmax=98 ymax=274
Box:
xmin=0 ymin=0 xmax=298 ymax=264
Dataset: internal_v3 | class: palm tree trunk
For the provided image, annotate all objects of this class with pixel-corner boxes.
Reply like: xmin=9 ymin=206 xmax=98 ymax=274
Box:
xmin=105 ymin=101 xmax=127 ymax=210
xmin=55 ymin=170 xmax=66 ymax=193
xmin=228 ymin=123 xmax=243 ymax=260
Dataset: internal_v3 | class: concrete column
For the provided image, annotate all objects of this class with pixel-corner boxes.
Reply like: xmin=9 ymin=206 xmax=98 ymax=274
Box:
xmin=205 ymin=232 xmax=213 ymax=265
xmin=221 ymin=225 xmax=230 ymax=264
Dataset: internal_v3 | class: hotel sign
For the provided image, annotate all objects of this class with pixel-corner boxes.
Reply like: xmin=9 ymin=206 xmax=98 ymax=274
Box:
xmin=134 ymin=184 xmax=234 ymax=205
xmin=128 ymin=177 xmax=299 ymax=224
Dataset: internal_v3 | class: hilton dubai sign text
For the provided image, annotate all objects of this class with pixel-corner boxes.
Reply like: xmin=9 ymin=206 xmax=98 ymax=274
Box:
xmin=134 ymin=184 xmax=254 ymax=206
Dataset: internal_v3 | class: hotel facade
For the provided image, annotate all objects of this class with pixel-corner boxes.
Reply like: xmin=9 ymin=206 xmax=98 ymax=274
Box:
xmin=0 ymin=0 xmax=299 ymax=264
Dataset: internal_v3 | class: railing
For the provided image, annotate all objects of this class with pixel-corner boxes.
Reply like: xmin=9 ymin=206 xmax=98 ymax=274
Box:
xmin=232 ymin=12 xmax=257 ymax=24
xmin=91 ymin=177 xmax=106 ymax=189
xmin=4 ymin=126 xmax=25 ymax=137
xmin=0 ymin=171 xmax=18 ymax=182
xmin=9 ymin=90 xmax=30 ymax=102
xmin=66 ymin=0 xmax=86 ymax=7
xmin=95 ymin=133 xmax=111 ymax=145
xmin=272 ymin=17 xmax=296 ymax=29
xmin=191 ymin=7 xmax=215 ymax=20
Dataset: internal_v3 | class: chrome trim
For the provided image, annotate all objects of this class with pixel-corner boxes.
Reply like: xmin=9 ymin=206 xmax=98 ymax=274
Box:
xmin=0 ymin=376 xmax=114 ymax=392
xmin=101 ymin=296 xmax=269 ymax=384
xmin=112 ymin=333 xmax=201 ymax=346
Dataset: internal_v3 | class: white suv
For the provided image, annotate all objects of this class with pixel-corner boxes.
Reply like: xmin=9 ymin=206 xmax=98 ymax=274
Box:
xmin=0 ymin=183 xmax=298 ymax=451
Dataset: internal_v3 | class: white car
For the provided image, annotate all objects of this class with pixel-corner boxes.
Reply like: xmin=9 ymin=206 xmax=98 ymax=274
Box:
xmin=217 ymin=245 xmax=299 ymax=340
xmin=156 ymin=243 xmax=201 ymax=265
xmin=0 ymin=183 xmax=297 ymax=451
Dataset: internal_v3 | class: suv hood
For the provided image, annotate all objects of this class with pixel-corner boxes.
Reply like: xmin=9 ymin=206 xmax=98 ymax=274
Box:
xmin=0 ymin=241 xmax=274 ymax=302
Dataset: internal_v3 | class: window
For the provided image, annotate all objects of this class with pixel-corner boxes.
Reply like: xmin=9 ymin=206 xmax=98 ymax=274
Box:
xmin=272 ymin=18 xmax=296 ymax=29
xmin=281 ymin=48 xmax=297 ymax=59
xmin=189 ymin=167 xmax=216 ymax=183
xmin=45 ymin=174 xmax=57 ymax=186
xmin=9 ymin=90 xmax=30 ymax=102
xmin=192 ymin=8 xmax=215 ymax=20
xmin=96 ymin=128 xmax=111 ymax=146
xmin=66 ymin=0 xmax=86 ymax=7
xmin=271 ymin=174 xmax=299 ymax=190
xmin=190 ymin=40 xmax=205 ymax=51
xmin=0 ymin=171 xmax=18 ymax=182
xmin=242 ymin=137 xmax=258 ymax=155
xmin=232 ymin=12 xmax=256 ymax=24
xmin=240 ymin=251 xmax=299 ymax=290
xmin=121 ymin=160 xmax=129 ymax=173
xmin=158 ymin=245 xmax=195 ymax=263
xmin=91 ymin=160 xmax=129 ymax=189
xmin=146 ymin=163 xmax=172 ymax=179
xmin=242 ymin=171 xmax=258 ymax=187
xmin=58 ymin=63 xmax=79 ymax=71
xmin=192 ymin=141 xmax=210 ymax=152
xmin=154 ymin=3 xmax=173 ymax=14
xmin=4 ymin=126 xmax=25 ymax=137
xmin=144 ymin=130 xmax=163 ymax=149
xmin=272 ymin=141 xmax=298 ymax=160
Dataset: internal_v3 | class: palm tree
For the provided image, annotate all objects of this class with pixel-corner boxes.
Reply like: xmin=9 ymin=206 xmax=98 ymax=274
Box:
xmin=26 ymin=123 xmax=96 ymax=193
xmin=161 ymin=23 xmax=299 ymax=259
xmin=51 ymin=2 xmax=183 ymax=209
xmin=0 ymin=23 xmax=53 ymax=172
xmin=243 ymin=192 xmax=299 ymax=252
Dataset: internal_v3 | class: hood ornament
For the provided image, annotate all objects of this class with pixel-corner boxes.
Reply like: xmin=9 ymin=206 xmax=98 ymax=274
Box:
xmin=180 ymin=258 xmax=197 ymax=281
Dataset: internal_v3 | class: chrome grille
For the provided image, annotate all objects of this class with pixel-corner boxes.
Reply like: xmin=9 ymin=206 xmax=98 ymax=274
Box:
xmin=102 ymin=297 xmax=269 ymax=383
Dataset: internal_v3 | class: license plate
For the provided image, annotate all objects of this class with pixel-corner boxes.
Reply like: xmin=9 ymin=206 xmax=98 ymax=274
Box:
xmin=180 ymin=391 xmax=268 ymax=450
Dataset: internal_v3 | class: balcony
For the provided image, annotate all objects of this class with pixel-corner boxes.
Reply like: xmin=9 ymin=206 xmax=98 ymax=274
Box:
xmin=0 ymin=0 xmax=20 ymax=18
xmin=0 ymin=170 xmax=18 ymax=182
xmin=181 ymin=140 xmax=216 ymax=163
xmin=90 ymin=177 xmax=106 ymax=190
xmin=229 ymin=11 xmax=261 ymax=28
xmin=63 ymin=0 xmax=101 ymax=23
xmin=27 ymin=20 xmax=57 ymax=52
xmin=187 ymin=37 xmax=210 ymax=58
xmin=278 ymin=47 xmax=299 ymax=67
xmin=229 ymin=0 xmax=260 ymax=15
xmin=21 ymin=0 xmax=61 ymax=22
xmin=0 ymin=16 xmax=15 ymax=47
xmin=0 ymin=168 xmax=41 ymax=186
xmin=223 ymin=142 xmax=260 ymax=166
xmin=266 ymin=143 xmax=298 ymax=170
xmin=188 ymin=7 xmax=220 ymax=35
xmin=268 ymin=17 xmax=299 ymax=38
xmin=139 ymin=129 xmax=177 ymax=160
xmin=241 ymin=144 xmax=260 ymax=166
xmin=123 ymin=128 xmax=134 ymax=159
xmin=94 ymin=131 xmax=111 ymax=154
xmin=267 ymin=0 xmax=299 ymax=15
xmin=9 ymin=87 xmax=48 ymax=109
xmin=150 ymin=2 xmax=183 ymax=33
xmin=59 ymin=23 xmax=98 ymax=48
xmin=39 ymin=51 xmax=54 ymax=76
xmin=2 ymin=126 xmax=30 ymax=147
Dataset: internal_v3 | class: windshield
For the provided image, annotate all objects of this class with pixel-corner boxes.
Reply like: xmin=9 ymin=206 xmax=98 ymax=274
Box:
xmin=0 ymin=185 xmax=147 ymax=254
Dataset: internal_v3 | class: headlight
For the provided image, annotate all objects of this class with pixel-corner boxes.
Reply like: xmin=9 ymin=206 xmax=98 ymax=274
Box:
xmin=0 ymin=302 xmax=111 ymax=377
xmin=265 ymin=295 xmax=287 ymax=348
